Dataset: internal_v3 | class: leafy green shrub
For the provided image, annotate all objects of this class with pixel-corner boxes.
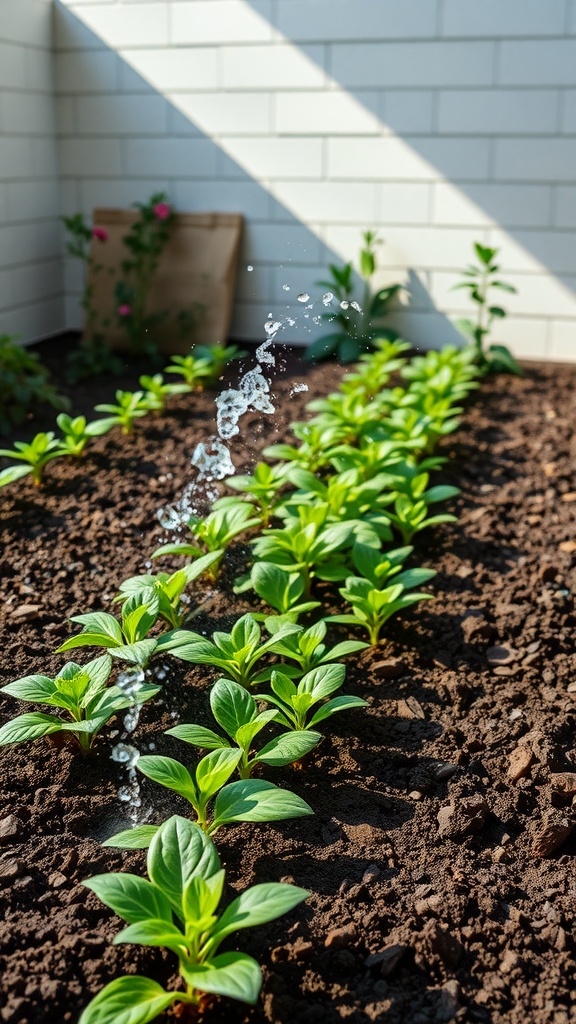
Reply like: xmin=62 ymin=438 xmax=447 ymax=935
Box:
xmin=0 ymin=334 xmax=68 ymax=435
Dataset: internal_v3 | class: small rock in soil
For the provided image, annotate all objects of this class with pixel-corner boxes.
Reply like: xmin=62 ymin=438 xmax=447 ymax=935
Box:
xmin=437 ymin=979 xmax=462 ymax=1021
xmin=9 ymin=603 xmax=41 ymax=620
xmin=324 ymin=923 xmax=356 ymax=950
xmin=529 ymin=811 xmax=574 ymax=857
xmin=486 ymin=644 xmax=518 ymax=666
xmin=550 ymin=772 xmax=576 ymax=796
xmin=0 ymin=815 xmax=20 ymax=845
xmin=371 ymin=658 xmax=406 ymax=679
xmin=423 ymin=921 xmax=464 ymax=968
xmin=508 ymin=745 xmax=535 ymax=781
xmin=434 ymin=763 xmax=459 ymax=781
xmin=437 ymin=795 xmax=489 ymax=840
xmin=397 ymin=696 xmax=426 ymax=720
xmin=365 ymin=943 xmax=407 ymax=977
xmin=0 ymin=856 xmax=23 ymax=882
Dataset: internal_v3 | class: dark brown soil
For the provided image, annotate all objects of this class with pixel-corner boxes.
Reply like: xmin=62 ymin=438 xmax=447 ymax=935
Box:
xmin=1 ymin=339 xmax=576 ymax=1024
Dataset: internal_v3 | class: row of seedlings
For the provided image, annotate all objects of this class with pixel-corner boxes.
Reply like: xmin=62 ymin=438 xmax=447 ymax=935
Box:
xmin=0 ymin=339 xmax=481 ymax=1023
xmin=0 ymin=343 xmax=244 ymax=489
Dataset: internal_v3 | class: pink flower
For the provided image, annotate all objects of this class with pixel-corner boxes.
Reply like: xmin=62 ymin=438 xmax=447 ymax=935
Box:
xmin=118 ymin=304 xmax=132 ymax=317
xmin=153 ymin=202 xmax=170 ymax=221
xmin=92 ymin=226 xmax=108 ymax=241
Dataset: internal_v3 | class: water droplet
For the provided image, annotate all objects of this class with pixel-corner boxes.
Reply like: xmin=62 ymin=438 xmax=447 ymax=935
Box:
xmin=297 ymin=292 xmax=310 ymax=303
xmin=111 ymin=742 xmax=140 ymax=768
xmin=282 ymin=284 xmax=290 ymax=291
xmin=340 ymin=300 xmax=350 ymax=310
xmin=322 ymin=292 xmax=334 ymax=305
xmin=247 ymin=265 xmax=253 ymax=271
xmin=351 ymin=300 xmax=362 ymax=312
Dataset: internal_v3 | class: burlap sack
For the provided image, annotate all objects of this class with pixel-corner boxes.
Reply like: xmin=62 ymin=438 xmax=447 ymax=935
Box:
xmin=88 ymin=210 xmax=243 ymax=354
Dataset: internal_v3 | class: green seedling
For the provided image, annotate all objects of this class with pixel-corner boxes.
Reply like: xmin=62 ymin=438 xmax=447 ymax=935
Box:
xmin=139 ymin=373 xmax=192 ymax=412
xmin=114 ymin=552 xmax=222 ymax=629
xmin=0 ymin=332 xmax=68 ymax=434
xmin=264 ymin=618 xmax=368 ymax=679
xmin=168 ymin=678 xmax=321 ymax=779
xmin=55 ymin=413 xmax=112 ymax=457
xmin=263 ymin=421 xmax=347 ymax=473
xmin=0 ymin=431 xmax=62 ymax=488
xmin=453 ymin=242 xmax=522 ymax=375
xmin=163 ymin=353 xmax=214 ymax=390
xmin=93 ymin=389 xmax=150 ymax=435
xmin=385 ymin=491 xmax=458 ymax=545
xmin=223 ymin=462 xmax=290 ymax=525
xmin=193 ymin=342 xmax=247 ymax=383
xmin=329 ymin=577 xmax=434 ymax=646
xmin=306 ymin=229 xmax=403 ymax=363
xmin=56 ymin=597 xmax=171 ymax=667
xmin=80 ymin=815 xmax=308 ymax=1020
xmin=276 ymin=466 xmax=395 ymax=546
xmin=0 ymin=655 xmax=159 ymax=754
xmin=152 ymin=503 xmax=259 ymax=579
xmin=349 ymin=541 xmax=436 ymax=592
xmin=252 ymin=504 xmax=357 ymax=596
xmin=163 ymin=613 xmax=299 ymax=688
xmin=255 ymin=664 xmax=367 ymax=731
xmin=247 ymin=562 xmax=321 ymax=620
xmin=327 ymin=437 xmax=422 ymax=478
xmin=306 ymin=389 xmax=392 ymax=443
xmin=105 ymin=747 xmax=313 ymax=845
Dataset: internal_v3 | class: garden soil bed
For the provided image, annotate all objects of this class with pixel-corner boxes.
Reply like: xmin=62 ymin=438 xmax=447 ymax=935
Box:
xmin=1 ymin=339 xmax=576 ymax=1024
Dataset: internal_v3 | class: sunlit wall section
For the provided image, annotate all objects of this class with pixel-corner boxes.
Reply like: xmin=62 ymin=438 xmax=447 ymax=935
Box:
xmin=55 ymin=0 xmax=576 ymax=361
xmin=0 ymin=0 xmax=64 ymax=342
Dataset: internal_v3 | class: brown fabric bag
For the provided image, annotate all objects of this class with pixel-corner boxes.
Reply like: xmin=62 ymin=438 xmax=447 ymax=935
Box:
xmin=88 ymin=210 xmax=243 ymax=354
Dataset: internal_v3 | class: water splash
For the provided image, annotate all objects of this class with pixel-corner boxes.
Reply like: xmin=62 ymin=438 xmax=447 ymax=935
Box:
xmin=297 ymin=292 xmax=310 ymax=303
xmin=111 ymin=667 xmax=147 ymax=821
xmin=322 ymin=292 xmax=334 ymax=305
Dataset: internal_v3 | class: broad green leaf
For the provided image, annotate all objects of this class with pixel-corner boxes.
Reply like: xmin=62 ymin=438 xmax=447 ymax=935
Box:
xmin=0 ymin=712 xmax=62 ymax=746
xmin=308 ymin=694 xmax=368 ymax=727
xmin=56 ymin=632 xmax=123 ymax=653
xmin=0 ymin=675 xmax=55 ymax=703
xmin=300 ymin=663 xmax=346 ymax=700
xmin=211 ymin=679 xmax=256 ymax=737
xmin=111 ymin=639 xmax=158 ymax=665
xmin=78 ymin=976 xmax=179 ymax=1024
xmin=70 ymin=612 xmax=123 ymax=643
xmin=181 ymin=952 xmax=262 ymax=1005
xmin=148 ymin=815 xmax=220 ymax=917
xmin=166 ymin=724 xmax=229 ymax=750
xmin=137 ymin=755 xmax=196 ymax=801
xmin=103 ymin=825 xmax=159 ymax=850
xmin=0 ymin=464 xmax=33 ymax=487
xmin=151 ymin=542 xmax=203 ymax=559
xmin=196 ymin=748 xmax=243 ymax=800
xmin=113 ymin=918 xmax=187 ymax=955
xmin=211 ymin=779 xmax=313 ymax=830
xmin=255 ymin=730 xmax=321 ymax=766
xmin=83 ymin=874 xmax=172 ymax=924
xmin=182 ymin=869 xmax=225 ymax=928
xmin=209 ymin=882 xmax=309 ymax=945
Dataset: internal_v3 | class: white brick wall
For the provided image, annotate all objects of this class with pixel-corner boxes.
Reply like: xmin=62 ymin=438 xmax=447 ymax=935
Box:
xmin=0 ymin=0 xmax=64 ymax=342
xmin=46 ymin=0 xmax=576 ymax=359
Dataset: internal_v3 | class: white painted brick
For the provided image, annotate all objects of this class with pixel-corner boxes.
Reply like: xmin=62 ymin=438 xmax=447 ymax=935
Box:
xmin=570 ymin=1 xmax=576 ymax=35
xmin=122 ymin=137 xmax=218 ymax=177
xmin=433 ymin=183 xmax=552 ymax=229
xmin=171 ymin=2 xmax=275 ymax=45
xmin=494 ymin=138 xmax=576 ymax=182
xmin=222 ymin=44 xmax=325 ymax=90
xmin=170 ymin=92 xmax=272 ymax=136
xmin=272 ymin=181 xmax=378 ymax=223
xmin=221 ymin=137 xmax=323 ymax=180
xmin=64 ymin=292 xmax=83 ymax=332
xmin=332 ymin=42 xmax=495 ymax=88
xmin=0 ymin=261 xmax=62 ymax=309
xmin=75 ymin=94 xmax=168 ymax=135
xmin=0 ymin=43 xmax=28 ymax=89
xmin=555 ymin=187 xmax=576 ymax=227
xmin=386 ymin=310 xmax=473 ymax=351
xmin=167 ymin=107 xmax=203 ymax=137
xmin=0 ymin=186 xmax=6 ymax=224
xmin=2 ymin=92 xmax=56 ymax=135
xmin=244 ymin=222 xmax=324 ymax=264
xmin=489 ymin=228 xmax=576 ymax=275
xmin=36 ymin=221 xmax=65 ymax=261
xmin=561 ymin=90 xmax=576 ymax=133
xmin=59 ymin=178 xmax=81 ymax=216
xmin=0 ymin=225 xmax=44 ymax=269
xmin=25 ymin=46 xmax=54 ymax=92
xmin=56 ymin=96 xmax=76 ymax=135
xmin=275 ymin=91 xmax=380 ymax=135
xmin=549 ymin=320 xmax=576 ymax=361
xmin=4 ymin=181 xmax=61 ymax=223
xmin=270 ymin=264 xmax=319 ymax=304
xmin=495 ymin=317 xmax=550 ymax=360
xmin=235 ymin=262 xmax=273 ymax=303
xmin=431 ymin=270 xmax=576 ymax=319
xmin=172 ymin=178 xmax=271 ymax=219
xmin=379 ymin=184 xmax=432 ymax=225
xmin=442 ymin=0 xmax=566 ymax=38
xmin=438 ymin=89 xmax=559 ymax=135
xmin=54 ymin=3 xmax=107 ymax=50
xmin=231 ymin=301 xmax=311 ymax=344
xmin=121 ymin=47 xmax=219 ymax=92
xmin=328 ymin=137 xmax=490 ymax=182
xmin=60 ymin=137 xmax=123 ymax=176
xmin=0 ymin=0 xmax=52 ymax=48
xmin=55 ymin=49 xmax=120 ymax=93
xmin=0 ymin=298 xmax=64 ymax=342
xmin=79 ymin=177 xmax=170 ymax=212
xmin=325 ymin=226 xmax=487 ymax=271
xmin=384 ymin=91 xmax=435 ymax=135
xmin=499 ymin=41 xmax=576 ymax=87
xmin=276 ymin=0 xmax=438 ymax=41
xmin=65 ymin=3 xmax=169 ymax=49
xmin=2 ymin=138 xmax=35 ymax=179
